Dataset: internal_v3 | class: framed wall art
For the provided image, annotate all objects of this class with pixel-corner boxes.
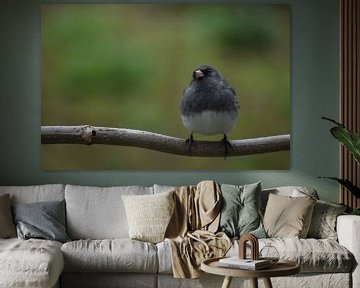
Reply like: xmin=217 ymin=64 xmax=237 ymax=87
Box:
xmin=41 ymin=4 xmax=290 ymax=170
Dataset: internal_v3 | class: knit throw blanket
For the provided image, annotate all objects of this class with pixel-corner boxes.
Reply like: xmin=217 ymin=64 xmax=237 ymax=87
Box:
xmin=165 ymin=181 xmax=231 ymax=279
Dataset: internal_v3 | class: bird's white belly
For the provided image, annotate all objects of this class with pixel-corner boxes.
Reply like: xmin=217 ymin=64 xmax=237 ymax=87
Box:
xmin=181 ymin=110 xmax=237 ymax=135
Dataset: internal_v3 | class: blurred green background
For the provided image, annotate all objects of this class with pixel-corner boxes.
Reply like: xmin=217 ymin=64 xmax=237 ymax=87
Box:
xmin=41 ymin=4 xmax=290 ymax=170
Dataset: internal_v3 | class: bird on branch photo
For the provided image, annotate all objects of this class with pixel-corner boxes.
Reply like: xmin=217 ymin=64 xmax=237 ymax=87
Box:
xmin=41 ymin=4 xmax=290 ymax=170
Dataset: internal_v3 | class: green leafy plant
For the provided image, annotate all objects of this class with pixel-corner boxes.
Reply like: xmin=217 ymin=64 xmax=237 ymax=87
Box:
xmin=319 ymin=117 xmax=360 ymax=200
xmin=352 ymin=208 xmax=360 ymax=215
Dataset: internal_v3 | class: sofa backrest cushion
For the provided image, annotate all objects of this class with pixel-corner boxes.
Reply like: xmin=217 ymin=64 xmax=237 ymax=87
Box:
xmin=0 ymin=185 xmax=65 ymax=204
xmin=153 ymin=184 xmax=176 ymax=194
xmin=65 ymin=185 xmax=153 ymax=239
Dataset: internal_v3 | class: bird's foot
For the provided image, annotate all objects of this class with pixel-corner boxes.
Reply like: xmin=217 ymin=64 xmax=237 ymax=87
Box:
xmin=185 ymin=133 xmax=194 ymax=156
xmin=221 ymin=134 xmax=232 ymax=159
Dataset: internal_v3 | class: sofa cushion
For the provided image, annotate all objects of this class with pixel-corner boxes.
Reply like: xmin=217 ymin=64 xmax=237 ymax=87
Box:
xmin=307 ymin=200 xmax=347 ymax=240
xmin=261 ymin=238 xmax=353 ymax=273
xmin=61 ymin=239 xmax=158 ymax=273
xmin=65 ymin=185 xmax=153 ymax=239
xmin=218 ymin=182 xmax=266 ymax=238
xmin=263 ymin=193 xmax=316 ymax=238
xmin=122 ymin=191 xmax=175 ymax=243
xmin=0 ymin=184 xmax=65 ymax=204
xmin=0 ymin=238 xmax=64 ymax=288
xmin=12 ymin=200 xmax=70 ymax=243
xmin=0 ymin=194 xmax=16 ymax=238
xmin=158 ymin=237 xmax=353 ymax=274
xmin=156 ymin=240 xmax=173 ymax=274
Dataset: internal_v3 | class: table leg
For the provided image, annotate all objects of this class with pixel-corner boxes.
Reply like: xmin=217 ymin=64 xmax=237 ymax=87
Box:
xmin=251 ymin=278 xmax=258 ymax=288
xmin=263 ymin=277 xmax=273 ymax=288
xmin=222 ymin=276 xmax=233 ymax=288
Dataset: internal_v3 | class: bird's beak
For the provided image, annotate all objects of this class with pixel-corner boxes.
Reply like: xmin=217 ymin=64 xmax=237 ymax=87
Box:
xmin=194 ymin=70 xmax=204 ymax=79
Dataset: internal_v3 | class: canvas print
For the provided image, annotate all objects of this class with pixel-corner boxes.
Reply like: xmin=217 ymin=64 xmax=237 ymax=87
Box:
xmin=41 ymin=4 xmax=290 ymax=170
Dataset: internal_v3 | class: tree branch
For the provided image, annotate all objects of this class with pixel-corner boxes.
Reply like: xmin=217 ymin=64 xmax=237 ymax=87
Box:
xmin=41 ymin=125 xmax=290 ymax=157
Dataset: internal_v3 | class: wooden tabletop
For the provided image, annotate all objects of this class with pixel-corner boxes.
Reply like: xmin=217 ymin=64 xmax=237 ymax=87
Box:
xmin=201 ymin=257 xmax=300 ymax=278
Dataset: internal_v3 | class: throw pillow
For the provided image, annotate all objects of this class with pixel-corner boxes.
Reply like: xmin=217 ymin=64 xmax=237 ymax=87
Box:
xmin=218 ymin=182 xmax=267 ymax=238
xmin=122 ymin=190 xmax=175 ymax=243
xmin=12 ymin=200 xmax=70 ymax=243
xmin=263 ymin=193 xmax=316 ymax=238
xmin=307 ymin=200 xmax=347 ymax=240
xmin=0 ymin=194 xmax=16 ymax=238
xmin=261 ymin=186 xmax=319 ymax=214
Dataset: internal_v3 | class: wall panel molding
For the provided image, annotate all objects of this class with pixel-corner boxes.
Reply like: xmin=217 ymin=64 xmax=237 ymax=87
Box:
xmin=340 ymin=0 xmax=360 ymax=207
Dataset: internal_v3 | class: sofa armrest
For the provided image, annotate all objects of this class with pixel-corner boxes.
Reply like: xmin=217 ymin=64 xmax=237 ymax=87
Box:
xmin=337 ymin=215 xmax=360 ymax=288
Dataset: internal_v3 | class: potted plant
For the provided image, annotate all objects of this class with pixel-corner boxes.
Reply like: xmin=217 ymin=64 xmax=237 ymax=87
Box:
xmin=320 ymin=117 xmax=360 ymax=215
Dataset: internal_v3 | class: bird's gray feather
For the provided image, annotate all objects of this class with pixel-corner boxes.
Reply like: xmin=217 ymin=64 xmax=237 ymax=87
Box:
xmin=180 ymin=66 xmax=238 ymax=116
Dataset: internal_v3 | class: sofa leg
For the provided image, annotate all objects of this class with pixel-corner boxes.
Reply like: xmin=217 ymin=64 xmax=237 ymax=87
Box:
xmin=251 ymin=278 xmax=258 ymax=288
xmin=221 ymin=276 xmax=232 ymax=288
xmin=263 ymin=277 xmax=273 ymax=288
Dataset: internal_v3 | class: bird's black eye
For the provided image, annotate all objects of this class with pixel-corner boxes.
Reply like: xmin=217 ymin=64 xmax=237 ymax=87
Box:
xmin=203 ymin=68 xmax=212 ymax=75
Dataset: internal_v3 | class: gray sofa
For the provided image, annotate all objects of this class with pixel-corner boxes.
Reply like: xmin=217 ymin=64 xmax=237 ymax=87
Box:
xmin=0 ymin=183 xmax=359 ymax=288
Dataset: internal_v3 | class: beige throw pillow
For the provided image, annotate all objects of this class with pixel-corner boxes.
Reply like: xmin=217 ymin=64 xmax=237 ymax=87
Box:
xmin=122 ymin=191 xmax=175 ymax=243
xmin=263 ymin=193 xmax=316 ymax=238
xmin=0 ymin=194 xmax=16 ymax=238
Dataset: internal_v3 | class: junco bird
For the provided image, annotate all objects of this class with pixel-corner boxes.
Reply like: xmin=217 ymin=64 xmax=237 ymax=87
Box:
xmin=180 ymin=65 xmax=239 ymax=156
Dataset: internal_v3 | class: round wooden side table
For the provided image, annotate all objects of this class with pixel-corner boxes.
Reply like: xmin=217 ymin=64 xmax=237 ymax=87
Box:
xmin=201 ymin=257 xmax=300 ymax=288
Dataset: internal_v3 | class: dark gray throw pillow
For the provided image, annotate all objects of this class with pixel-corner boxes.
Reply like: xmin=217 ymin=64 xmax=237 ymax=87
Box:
xmin=218 ymin=182 xmax=267 ymax=238
xmin=12 ymin=200 xmax=70 ymax=243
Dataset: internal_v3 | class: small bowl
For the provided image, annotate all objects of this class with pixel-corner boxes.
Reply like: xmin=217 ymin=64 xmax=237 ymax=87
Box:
xmin=259 ymin=245 xmax=280 ymax=265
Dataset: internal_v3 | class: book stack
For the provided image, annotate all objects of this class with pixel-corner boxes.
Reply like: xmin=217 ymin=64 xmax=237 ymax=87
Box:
xmin=218 ymin=257 xmax=271 ymax=270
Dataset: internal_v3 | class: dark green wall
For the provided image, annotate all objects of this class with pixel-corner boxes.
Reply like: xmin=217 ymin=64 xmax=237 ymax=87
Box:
xmin=0 ymin=0 xmax=340 ymax=202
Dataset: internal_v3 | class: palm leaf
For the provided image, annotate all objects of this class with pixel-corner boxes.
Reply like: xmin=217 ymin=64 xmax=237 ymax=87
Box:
xmin=322 ymin=117 xmax=360 ymax=165
xmin=318 ymin=176 xmax=360 ymax=199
